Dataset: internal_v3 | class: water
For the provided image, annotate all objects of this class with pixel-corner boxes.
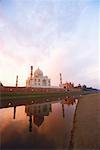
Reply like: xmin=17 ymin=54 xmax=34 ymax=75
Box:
xmin=0 ymin=97 xmax=78 ymax=149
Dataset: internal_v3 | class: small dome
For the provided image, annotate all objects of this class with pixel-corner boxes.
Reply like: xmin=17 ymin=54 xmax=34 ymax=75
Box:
xmin=34 ymin=68 xmax=43 ymax=77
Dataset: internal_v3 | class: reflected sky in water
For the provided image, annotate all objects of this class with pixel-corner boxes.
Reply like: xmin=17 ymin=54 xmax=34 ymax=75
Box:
xmin=0 ymin=97 xmax=78 ymax=149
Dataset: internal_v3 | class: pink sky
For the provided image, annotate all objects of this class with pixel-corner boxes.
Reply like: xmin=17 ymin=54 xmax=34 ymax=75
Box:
xmin=0 ymin=0 xmax=99 ymax=88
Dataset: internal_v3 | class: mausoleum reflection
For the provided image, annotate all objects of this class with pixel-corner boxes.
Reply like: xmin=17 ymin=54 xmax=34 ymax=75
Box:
xmin=25 ymin=103 xmax=52 ymax=132
xmin=0 ymin=96 xmax=78 ymax=149
xmin=11 ymin=97 xmax=77 ymax=132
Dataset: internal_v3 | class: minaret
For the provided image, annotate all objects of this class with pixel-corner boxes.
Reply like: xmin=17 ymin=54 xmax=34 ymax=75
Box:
xmin=30 ymin=66 xmax=33 ymax=80
xmin=16 ymin=75 xmax=18 ymax=87
xmin=59 ymin=73 xmax=62 ymax=87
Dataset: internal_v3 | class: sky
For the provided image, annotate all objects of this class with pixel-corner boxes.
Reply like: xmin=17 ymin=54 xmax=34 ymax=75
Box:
xmin=0 ymin=0 xmax=99 ymax=88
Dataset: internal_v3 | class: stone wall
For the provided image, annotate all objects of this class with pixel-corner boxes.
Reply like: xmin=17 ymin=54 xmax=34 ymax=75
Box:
xmin=0 ymin=86 xmax=65 ymax=94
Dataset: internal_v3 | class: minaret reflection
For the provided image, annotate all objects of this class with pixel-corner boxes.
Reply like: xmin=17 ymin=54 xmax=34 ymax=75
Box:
xmin=25 ymin=102 xmax=52 ymax=132
xmin=62 ymin=104 xmax=65 ymax=118
xmin=29 ymin=115 xmax=32 ymax=132
xmin=13 ymin=106 xmax=16 ymax=119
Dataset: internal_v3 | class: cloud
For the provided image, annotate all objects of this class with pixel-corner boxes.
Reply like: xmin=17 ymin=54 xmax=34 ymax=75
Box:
xmin=0 ymin=0 xmax=99 ymax=88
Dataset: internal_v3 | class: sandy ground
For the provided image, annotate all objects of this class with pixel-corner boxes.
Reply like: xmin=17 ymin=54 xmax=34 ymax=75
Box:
xmin=72 ymin=93 xmax=100 ymax=149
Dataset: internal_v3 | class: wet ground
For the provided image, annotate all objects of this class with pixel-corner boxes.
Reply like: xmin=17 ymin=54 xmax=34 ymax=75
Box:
xmin=72 ymin=93 xmax=100 ymax=149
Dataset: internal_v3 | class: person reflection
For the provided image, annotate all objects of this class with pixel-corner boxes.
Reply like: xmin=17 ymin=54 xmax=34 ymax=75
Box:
xmin=25 ymin=102 xmax=52 ymax=132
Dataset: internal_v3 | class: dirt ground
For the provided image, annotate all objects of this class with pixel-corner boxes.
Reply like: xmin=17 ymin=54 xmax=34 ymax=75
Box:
xmin=72 ymin=93 xmax=100 ymax=149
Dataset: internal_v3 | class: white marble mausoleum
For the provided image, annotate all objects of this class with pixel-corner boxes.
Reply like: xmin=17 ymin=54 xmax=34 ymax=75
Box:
xmin=26 ymin=66 xmax=51 ymax=87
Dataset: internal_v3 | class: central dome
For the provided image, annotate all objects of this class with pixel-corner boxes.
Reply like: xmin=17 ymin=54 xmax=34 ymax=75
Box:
xmin=34 ymin=68 xmax=43 ymax=77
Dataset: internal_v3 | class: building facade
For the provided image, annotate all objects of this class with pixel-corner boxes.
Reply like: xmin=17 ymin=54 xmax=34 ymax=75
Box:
xmin=26 ymin=66 xmax=51 ymax=87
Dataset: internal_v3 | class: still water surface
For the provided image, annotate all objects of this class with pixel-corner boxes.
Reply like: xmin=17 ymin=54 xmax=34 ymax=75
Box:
xmin=0 ymin=97 xmax=78 ymax=149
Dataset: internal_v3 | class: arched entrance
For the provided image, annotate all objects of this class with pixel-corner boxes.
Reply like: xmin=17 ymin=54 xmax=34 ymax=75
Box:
xmin=42 ymin=79 xmax=46 ymax=86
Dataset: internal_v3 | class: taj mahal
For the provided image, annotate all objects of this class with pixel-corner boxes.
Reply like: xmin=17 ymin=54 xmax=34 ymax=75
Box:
xmin=26 ymin=66 xmax=51 ymax=87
